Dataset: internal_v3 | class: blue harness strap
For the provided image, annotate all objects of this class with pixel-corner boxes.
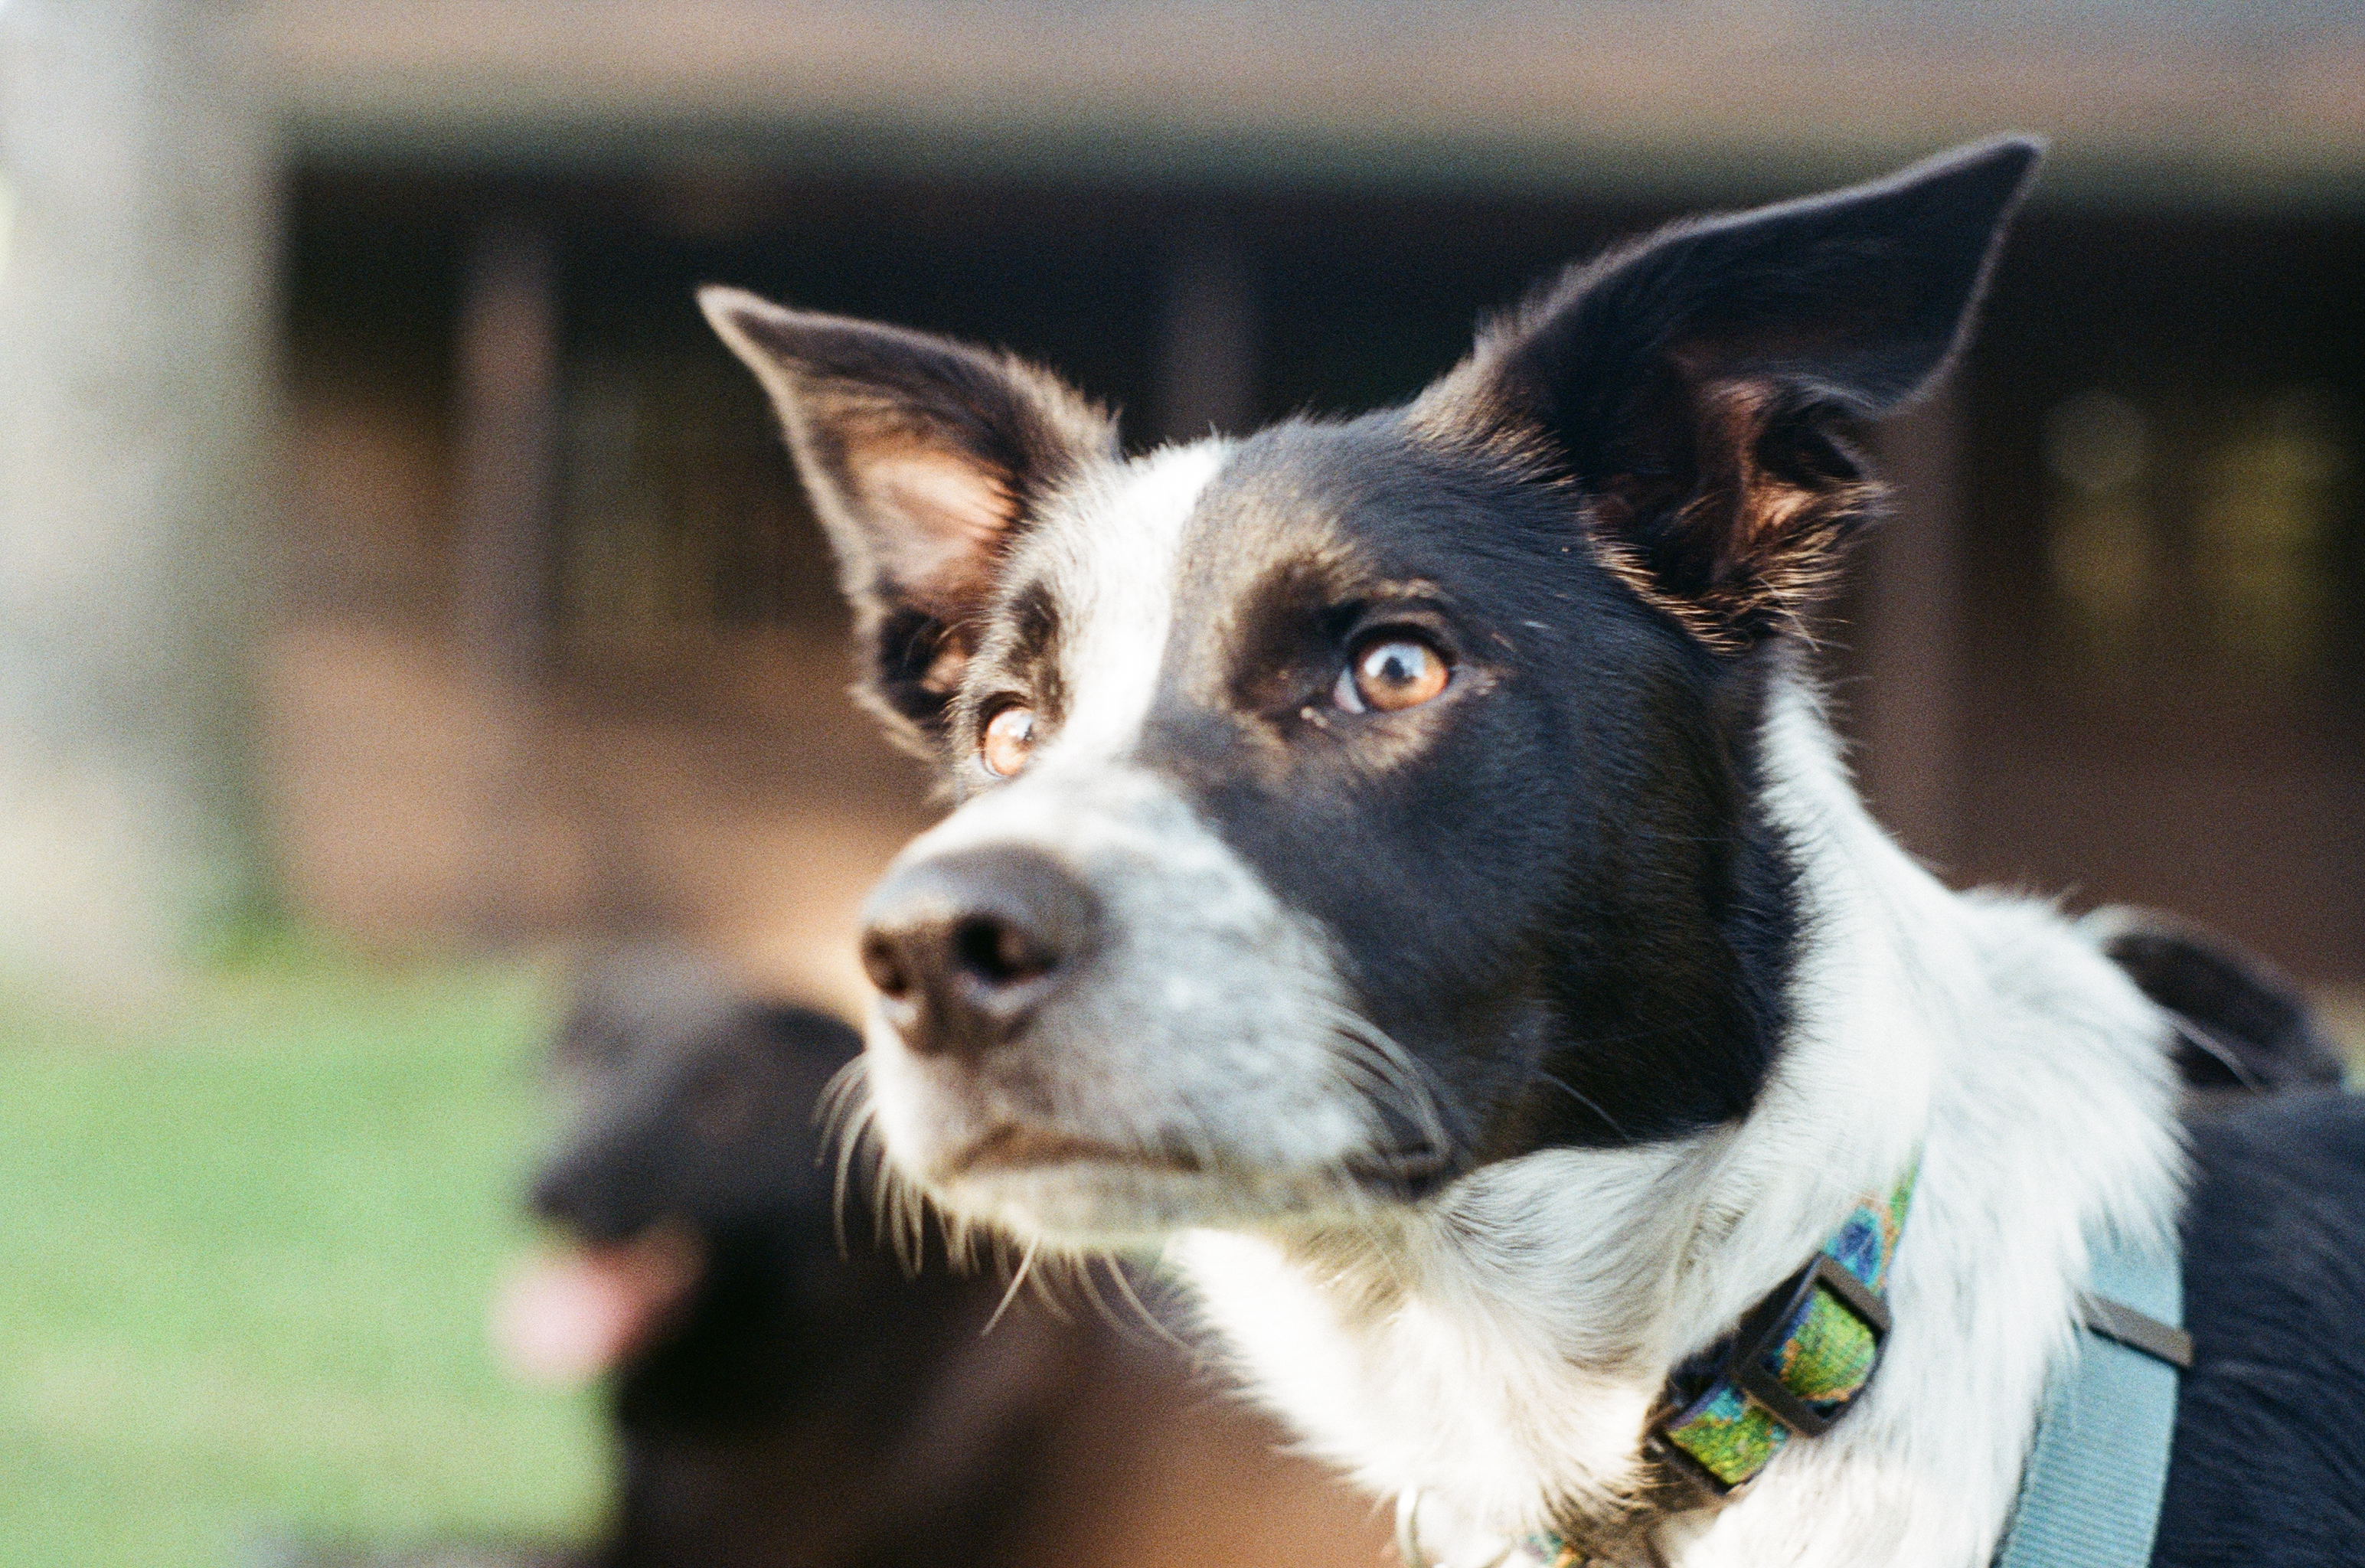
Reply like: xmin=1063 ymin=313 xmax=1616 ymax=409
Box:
xmin=1991 ymin=1229 xmax=2190 ymax=1568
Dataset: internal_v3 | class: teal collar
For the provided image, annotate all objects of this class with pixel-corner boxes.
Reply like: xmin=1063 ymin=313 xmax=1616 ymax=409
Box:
xmin=1990 ymin=1229 xmax=2190 ymax=1568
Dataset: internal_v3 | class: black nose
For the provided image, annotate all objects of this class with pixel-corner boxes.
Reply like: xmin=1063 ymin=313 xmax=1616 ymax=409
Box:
xmin=857 ymin=845 xmax=1099 ymax=1059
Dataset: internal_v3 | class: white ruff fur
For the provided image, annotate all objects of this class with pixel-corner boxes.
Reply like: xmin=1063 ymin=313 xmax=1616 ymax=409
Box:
xmin=1171 ymin=671 xmax=2184 ymax=1567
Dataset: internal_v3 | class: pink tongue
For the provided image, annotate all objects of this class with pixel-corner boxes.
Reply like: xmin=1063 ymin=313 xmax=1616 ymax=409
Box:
xmin=490 ymin=1230 xmax=704 ymax=1388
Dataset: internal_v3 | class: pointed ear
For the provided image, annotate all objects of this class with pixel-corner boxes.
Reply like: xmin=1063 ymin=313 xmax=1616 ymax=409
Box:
xmin=699 ymin=287 xmax=1117 ymax=746
xmin=1416 ymin=136 xmax=2042 ymax=649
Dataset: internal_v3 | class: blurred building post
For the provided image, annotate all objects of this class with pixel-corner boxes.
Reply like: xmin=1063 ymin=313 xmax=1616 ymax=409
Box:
xmin=1859 ymin=378 xmax=1968 ymax=869
xmin=1151 ymin=224 xmax=1259 ymax=443
xmin=0 ymin=0 xmax=273 ymax=988
xmin=450 ymin=216 xmax=573 ymax=937
xmin=453 ymin=218 xmax=560 ymax=690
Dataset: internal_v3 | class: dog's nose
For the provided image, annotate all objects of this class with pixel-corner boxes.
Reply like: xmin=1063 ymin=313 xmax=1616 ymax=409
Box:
xmin=857 ymin=845 xmax=1099 ymax=1059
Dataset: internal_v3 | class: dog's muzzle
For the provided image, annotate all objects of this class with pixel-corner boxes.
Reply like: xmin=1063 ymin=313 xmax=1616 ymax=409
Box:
xmin=858 ymin=844 xmax=1102 ymax=1061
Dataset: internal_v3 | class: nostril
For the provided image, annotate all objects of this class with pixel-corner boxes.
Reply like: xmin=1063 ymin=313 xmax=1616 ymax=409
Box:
xmin=857 ymin=844 xmax=1100 ymax=1057
xmin=952 ymin=914 xmax=1055 ymax=988
xmin=860 ymin=931 xmax=913 ymax=1000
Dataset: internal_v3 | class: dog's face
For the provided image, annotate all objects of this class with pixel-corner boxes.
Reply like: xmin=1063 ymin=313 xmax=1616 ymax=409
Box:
xmin=535 ymin=980 xmax=858 ymax=1250
xmin=500 ymin=970 xmax=877 ymax=1389
xmin=705 ymin=140 xmax=2039 ymax=1250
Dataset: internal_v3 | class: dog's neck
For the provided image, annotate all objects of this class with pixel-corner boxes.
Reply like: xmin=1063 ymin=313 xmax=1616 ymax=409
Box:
xmin=1173 ymin=673 xmax=2184 ymax=1568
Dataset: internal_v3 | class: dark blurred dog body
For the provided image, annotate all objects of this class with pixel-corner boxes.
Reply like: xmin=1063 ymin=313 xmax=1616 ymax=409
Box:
xmin=516 ymin=957 xmax=1386 ymax=1568
xmin=524 ymin=965 xmax=1080 ymax=1568
xmin=2088 ymin=907 xmax=2351 ymax=1099
xmin=2083 ymin=916 xmax=2365 ymax=1567
xmin=2155 ymin=1089 xmax=2365 ymax=1566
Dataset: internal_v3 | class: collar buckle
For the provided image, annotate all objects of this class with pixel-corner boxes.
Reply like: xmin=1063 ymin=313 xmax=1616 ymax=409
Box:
xmin=1729 ymin=1252 xmax=1892 ymax=1438
xmin=1643 ymin=1251 xmax=1894 ymax=1505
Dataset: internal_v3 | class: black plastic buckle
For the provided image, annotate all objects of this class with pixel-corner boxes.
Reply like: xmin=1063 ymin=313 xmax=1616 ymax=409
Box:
xmin=1731 ymin=1253 xmax=1891 ymax=1437
xmin=1644 ymin=1253 xmax=1893 ymax=1504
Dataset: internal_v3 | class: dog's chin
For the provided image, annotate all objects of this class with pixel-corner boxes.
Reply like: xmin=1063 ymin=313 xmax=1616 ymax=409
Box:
xmin=865 ymin=1053 xmax=1455 ymax=1247
xmin=899 ymin=1126 xmax=1449 ymax=1250
xmin=935 ymin=1159 xmax=1244 ymax=1248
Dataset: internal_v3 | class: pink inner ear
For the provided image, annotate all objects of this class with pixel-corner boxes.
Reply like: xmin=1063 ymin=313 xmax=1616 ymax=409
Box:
xmin=865 ymin=446 xmax=1017 ymax=612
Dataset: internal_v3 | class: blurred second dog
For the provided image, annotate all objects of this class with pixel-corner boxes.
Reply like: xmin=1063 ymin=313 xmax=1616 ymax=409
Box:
xmin=493 ymin=950 xmax=1387 ymax=1568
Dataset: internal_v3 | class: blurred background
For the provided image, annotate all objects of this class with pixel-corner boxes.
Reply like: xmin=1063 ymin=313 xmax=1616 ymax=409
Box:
xmin=2 ymin=2 xmax=2360 ymax=1565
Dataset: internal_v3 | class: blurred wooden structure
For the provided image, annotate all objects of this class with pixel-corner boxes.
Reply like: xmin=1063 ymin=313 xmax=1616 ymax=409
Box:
xmin=254 ymin=1 xmax=2365 ymax=207
xmin=239 ymin=2 xmax=2364 ymax=988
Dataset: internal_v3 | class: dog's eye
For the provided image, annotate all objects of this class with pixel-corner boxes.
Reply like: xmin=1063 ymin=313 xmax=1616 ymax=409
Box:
xmin=1334 ymin=635 xmax=1450 ymax=714
xmin=980 ymin=704 xmax=1037 ymax=776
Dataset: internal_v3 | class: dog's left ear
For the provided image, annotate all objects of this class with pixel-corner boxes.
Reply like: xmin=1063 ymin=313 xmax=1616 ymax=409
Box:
xmin=700 ymin=287 xmax=1117 ymax=751
xmin=1417 ymin=136 xmax=2042 ymax=648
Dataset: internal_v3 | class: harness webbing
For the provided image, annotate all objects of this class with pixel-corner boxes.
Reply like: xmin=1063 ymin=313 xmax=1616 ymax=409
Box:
xmin=1991 ymin=1230 xmax=2190 ymax=1568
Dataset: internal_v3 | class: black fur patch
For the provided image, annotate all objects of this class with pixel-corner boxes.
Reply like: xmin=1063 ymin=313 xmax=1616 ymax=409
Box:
xmin=1138 ymin=413 xmax=1800 ymax=1156
xmin=963 ymin=575 xmax=1070 ymax=740
xmin=2156 ymin=1090 xmax=2365 ymax=1567
xmin=1415 ymin=136 xmax=2040 ymax=650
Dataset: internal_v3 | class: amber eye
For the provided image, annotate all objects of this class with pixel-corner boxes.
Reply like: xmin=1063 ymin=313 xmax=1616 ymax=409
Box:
xmin=980 ymin=704 xmax=1037 ymax=776
xmin=1334 ymin=635 xmax=1450 ymax=714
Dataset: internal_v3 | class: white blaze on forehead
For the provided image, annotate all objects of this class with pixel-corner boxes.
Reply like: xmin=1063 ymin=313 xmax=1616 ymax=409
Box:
xmin=861 ymin=435 xmax=1388 ymax=1240
xmin=1031 ymin=439 xmax=1227 ymax=764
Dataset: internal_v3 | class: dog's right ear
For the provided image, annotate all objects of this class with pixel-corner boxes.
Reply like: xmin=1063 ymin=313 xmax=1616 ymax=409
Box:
xmin=1413 ymin=136 xmax=2041 ymax=651
xmin=700 ymin=288 xmax=1116 ymax=749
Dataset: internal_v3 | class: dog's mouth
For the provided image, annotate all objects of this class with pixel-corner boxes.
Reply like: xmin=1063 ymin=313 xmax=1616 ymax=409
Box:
xmin=489 ymin=1224 xmax=704 ymax=1388
xmin=942 ymin=1122 xmax=1202 ymax=1178
xmin=936 ymin=1119 xmax=1456 ymax=1203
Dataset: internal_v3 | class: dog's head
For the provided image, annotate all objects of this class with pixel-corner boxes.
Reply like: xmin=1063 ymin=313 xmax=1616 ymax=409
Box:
xmin=534 ymin=981 xmax=857 ymax=1250
xmin=499 ymin=960 xmax=871 ymax=1385
xmin=704 ymin=139 xmax=2039 ymax=1251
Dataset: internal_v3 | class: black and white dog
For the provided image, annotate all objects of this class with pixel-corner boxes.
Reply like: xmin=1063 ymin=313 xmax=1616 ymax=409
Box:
xmin=701 ymin=139 xmax=2365 ymax=1567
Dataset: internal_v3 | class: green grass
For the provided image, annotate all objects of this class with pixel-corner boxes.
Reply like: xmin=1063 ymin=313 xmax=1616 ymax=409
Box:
xmin=0 ymin=952 xmax=609 ymax=1567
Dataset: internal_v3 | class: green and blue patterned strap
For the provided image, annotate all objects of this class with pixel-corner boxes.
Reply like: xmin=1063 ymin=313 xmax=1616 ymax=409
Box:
xmin=1648 ymin=1166 xmax=1918 ymax=1496
xmin=1500 ymin=1180 xmax=2190 ymax=1568
xmin=1515 ymin=1169 xmax=1919 ymax=1563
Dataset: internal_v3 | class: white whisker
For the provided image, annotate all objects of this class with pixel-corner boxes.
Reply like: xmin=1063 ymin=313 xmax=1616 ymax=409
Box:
xmin=1321 ymin=1002 xmax=1451 ymax=1160
xmin=1104 ymin=1255 xmax=1194 ymax=1353
xmin=984 ymin=1236 xmax=1043 ymax=1334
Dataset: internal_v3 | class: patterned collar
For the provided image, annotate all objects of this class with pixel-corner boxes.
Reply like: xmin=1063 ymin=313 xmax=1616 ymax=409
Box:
xmin=1398 ymin=1167 xmax=1919 ymax=1568
xmin=1638 ymin=1165 xmax=1919 ymax=1506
